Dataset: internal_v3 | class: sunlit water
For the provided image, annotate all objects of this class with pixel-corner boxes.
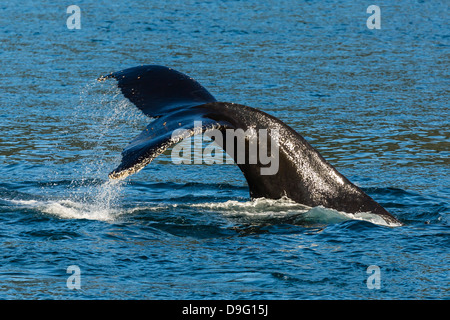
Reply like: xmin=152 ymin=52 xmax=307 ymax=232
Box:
xmin=0 ymin=0 xmax=448 ymax=299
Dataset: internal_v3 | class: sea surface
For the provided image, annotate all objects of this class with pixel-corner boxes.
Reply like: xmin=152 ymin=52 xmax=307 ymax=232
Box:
xmin=0 ymin=0 xmax=448 ymax=299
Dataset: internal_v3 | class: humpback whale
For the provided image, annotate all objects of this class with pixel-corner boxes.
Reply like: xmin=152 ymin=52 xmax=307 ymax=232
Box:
xmin=99 ymin=65 xmax=401 ymax=226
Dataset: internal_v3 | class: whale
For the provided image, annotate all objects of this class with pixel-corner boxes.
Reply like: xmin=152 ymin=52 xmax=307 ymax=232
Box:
xmin=99 ymin=65 xmax=402 ymax=226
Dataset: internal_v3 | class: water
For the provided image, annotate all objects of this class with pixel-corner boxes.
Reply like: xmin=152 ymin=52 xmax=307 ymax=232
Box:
xmin=0 ymin=0 xmax=448 ymax=299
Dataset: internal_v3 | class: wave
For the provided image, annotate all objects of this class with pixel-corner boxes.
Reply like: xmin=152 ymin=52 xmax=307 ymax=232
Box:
xmin=5 ymin=194 xmax=400 ymax=227
xmin=4 ymin=179 xmax=126 ymax=221
xmin=192 ymin=197 xmax=401 ymax=227
xmin=7 ymin=198 xmax=121 ymax=221
xmin=127 ymin=197 xmax=401 ymax=227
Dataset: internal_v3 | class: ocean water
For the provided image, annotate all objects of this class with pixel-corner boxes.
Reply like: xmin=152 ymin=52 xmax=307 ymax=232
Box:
xmin=0 ymin=0 xmax=448 ymax=299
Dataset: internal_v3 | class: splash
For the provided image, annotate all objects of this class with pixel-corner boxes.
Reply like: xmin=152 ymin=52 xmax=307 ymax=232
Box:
xmin=63 ymin=179 xmax=126 ymax=221
xmin=194 ymin=197 xmax=400 ymax=226
xmin=132 ymin=197 xmax=401 ymax=227
xmin=8 ymin=189 xmax=122 ymax=221
xmin=191 ymin=197 xmax=309 ymax=216
xmin=38 ymin=79 xmax=147 ymax=221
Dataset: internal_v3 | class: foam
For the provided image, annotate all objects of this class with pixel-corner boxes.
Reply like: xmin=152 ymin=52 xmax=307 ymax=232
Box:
xmin=7 ymin=180 xmax=126 ymax=221
xmin=8 ymin=198 xmax=118 ymax=221
xmin=7 ymin=196 xmax=401 ymax=226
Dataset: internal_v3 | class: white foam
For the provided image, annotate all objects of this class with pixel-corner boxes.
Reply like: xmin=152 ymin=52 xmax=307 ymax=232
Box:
xmin=302 ymin=206 xmax=401 ymax=227
xmin=188 ymin=197 xmax=308 ymax=220
xmin=7 ymin=180 xmax=126 ymax=221
xmin=8 ymin=198 xmax=117 ymax=221
xmin=6 ymin=194 xmax=400 ymax=226
xmin=192 ymin=197 xmax=306 ymax=210
xmin=193 ymin=197 xmax=401 ymax=227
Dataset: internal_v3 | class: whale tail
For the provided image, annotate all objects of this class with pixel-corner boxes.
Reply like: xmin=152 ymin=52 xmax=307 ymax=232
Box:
xmin=99 ymin=65 xmax=402 ymax=226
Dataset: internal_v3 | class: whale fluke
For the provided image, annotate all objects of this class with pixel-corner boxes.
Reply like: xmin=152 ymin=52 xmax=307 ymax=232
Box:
xmin=100 ymin=65 xmax=402 ymax=226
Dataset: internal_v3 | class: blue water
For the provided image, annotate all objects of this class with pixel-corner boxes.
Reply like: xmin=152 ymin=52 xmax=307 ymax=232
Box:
xmin=0 ymin=0 xmax=449 ymax=299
